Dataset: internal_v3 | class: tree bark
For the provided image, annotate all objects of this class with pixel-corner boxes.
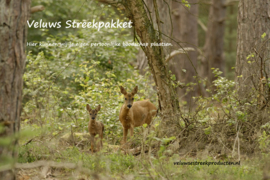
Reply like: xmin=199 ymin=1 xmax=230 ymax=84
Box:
xmin=123 ymin=0 xmax=181 ymax=135
xmin=0 ymin=0 xmax=31 ymax=179
xmin=137 ymin=1 xmax=200 ymax=107
xmin=201 ymin=0 xmax=226 ymax=89
xmin=170 ymin=0 xmax=199 ymax=106
xmin=236 ymin=0 xmax=270 ymax=100
xmin=136 ymin=0 xmax=172 ymax=75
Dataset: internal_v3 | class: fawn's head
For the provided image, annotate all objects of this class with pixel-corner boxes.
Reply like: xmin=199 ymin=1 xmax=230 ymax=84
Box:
xmin=120 ymin=86 xmax=138 ymax=109
xmin=86 ymin=104 xmax=101 ymax=121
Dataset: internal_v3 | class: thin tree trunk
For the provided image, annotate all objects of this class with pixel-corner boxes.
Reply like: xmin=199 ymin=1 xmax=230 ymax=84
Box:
xmin=137 ymin=0 xmax=172 ymax=75
xmin=236 ymin=0 xmax=270 ymax=101
xmin=170 ymin=0 xmax=199 ymax=106
xmin=0 ymin=0 xmax=31 ymax=179
xmin=169 ymin=0 xmax=181 ymax=92
xmin=201 ymin=0 xmax=226 ymax=89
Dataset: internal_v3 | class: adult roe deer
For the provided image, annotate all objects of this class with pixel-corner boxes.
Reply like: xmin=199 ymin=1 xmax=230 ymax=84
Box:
xmin=86 ymin=104 xmax=104 ymax=153
xmin=119 ymin=86 xmax=157 ymax=144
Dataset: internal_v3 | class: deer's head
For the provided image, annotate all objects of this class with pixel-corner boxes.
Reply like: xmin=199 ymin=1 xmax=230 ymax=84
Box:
xmin=86 ymin=104 xmax=101 ymax=121
xmin=120 ymin=86 xmax=138 ymax=109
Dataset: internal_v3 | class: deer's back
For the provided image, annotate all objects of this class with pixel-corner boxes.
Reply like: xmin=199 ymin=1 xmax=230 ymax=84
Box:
xmin=131 ymin=100 xmax=157 ymax=127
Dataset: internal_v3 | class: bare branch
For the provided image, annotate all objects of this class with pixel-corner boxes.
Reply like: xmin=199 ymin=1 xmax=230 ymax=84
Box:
xmin=96 ymin=0 xmax=125 ymax=9
xmin=153 ymin=0 xmax=162 ymax=39
xmin=30 ymin=5 xmax=45 ymax=14
xmin=142 ymin=0 xmax=153 ymax=25
xmin=165 ymin=47 xmax=195 ymax=63
xmin=197 ymin=19 xmax=207 ymax=32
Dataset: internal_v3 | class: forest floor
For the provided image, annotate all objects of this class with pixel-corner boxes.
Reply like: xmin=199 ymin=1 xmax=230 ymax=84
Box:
xmin=15 ymin=126 xmax=268 ymax=180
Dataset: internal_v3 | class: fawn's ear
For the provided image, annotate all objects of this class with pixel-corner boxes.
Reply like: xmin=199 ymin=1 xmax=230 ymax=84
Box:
xmin=132 ymin=86 xmax=138 ymax=95
xmin=86 ymin=104 xmax=91 ymax=111
xmin=96 ymin=104 xmax=101 ymax=112
xmin=120 ymin=86 xmax=127 ymax=95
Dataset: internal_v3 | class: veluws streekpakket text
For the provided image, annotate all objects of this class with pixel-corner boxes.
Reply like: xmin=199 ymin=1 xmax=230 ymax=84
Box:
xmin=27 ymin=19 xmax=132 ymax=31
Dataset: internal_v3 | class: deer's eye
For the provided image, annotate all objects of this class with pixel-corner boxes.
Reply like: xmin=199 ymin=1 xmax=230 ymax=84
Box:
xmin=132 ymin=98 xmax=134 ymax=100
xmin=95 ymin=114 xmax=97 ymax=115
xmin=125 ymin=98 xmax=127 ymax=100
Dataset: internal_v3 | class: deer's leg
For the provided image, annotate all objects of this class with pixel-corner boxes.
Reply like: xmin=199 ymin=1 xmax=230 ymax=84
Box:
xmin=90 ymin=135 xmax=95 ymax=153
xmin=101 ymin=124 xmax=104 ymax=148
xmin=100 ymin=133 xmax=103 ymax=150
xmin=100 ymin=138 xmax=103 ymax=150
xmin=146 ymin=113 xmax=155 ymax=132
xmin=96 ymin=137 xmax=100 ymax=152
xmin=101 ymin=134 xmax=103 ymax=148
xmin=123 ymin=128 xmax=128 ymax=144
xmin=130 ymin=126 xmax=134 ymax=137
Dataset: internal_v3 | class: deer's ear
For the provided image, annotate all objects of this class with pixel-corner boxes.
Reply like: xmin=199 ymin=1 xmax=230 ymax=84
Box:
xmin=96 ymin=104 xmax=101 ymax=112
xmin=120 ymin=86 xmax=127 ymax=95
xmin=132 ymin=86 xmax=138 ymax=95
xmin=86 ymin=104 xmax=91 ymax=111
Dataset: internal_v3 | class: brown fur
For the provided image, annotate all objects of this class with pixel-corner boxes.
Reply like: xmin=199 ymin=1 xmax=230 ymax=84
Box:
xmin=86 ymin=104 xmax=104 ymax=153
xmin=119 ymin=86 xmax=157 ymax=144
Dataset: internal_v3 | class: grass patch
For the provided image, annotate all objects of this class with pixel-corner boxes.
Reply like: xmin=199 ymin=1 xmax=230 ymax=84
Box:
xmin=17 ymin=131 xmax=266 ymax=180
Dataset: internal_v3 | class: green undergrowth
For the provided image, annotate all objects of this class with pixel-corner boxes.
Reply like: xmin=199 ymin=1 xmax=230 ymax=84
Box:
xmin=17 ymin=124 xmax=266 ymax=180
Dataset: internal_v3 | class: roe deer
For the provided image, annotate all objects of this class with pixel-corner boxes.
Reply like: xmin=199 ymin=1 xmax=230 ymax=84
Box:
xmin=119 ymin=86 xmax=157 ymax=144
xmin=86 ymin=104 xmax=104 ymax=153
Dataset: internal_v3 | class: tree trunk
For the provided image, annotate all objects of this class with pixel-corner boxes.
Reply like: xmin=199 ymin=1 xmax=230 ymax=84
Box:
xmin=236 ymin=0 xmax=270 ymax=102
xmin=169 ymin=1 xmax=181 ymax=90
xmin=201 ymin=0 xmax=226 ymax=89
xmin=136 ymin=0 xmax=172 ymax=75
xmin=0 ymin=0 xmax=31 ymax=179
xmin=170 ymin=0 xmax=199 ymax=106
xmin=120 ymin=0 xmax=180 ymax=135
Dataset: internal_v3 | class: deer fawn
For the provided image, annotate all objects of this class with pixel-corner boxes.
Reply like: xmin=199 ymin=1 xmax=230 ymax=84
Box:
xmin=86 ymin=104 xmax=104 ymax=153
xmin=119 ymin=86 xmax=157 ymax=145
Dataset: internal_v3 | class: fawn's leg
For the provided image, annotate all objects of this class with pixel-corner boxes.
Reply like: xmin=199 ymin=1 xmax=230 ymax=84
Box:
xmin=95 ymin=137 xmax=99 ymax=152
xmin=100 ymin=133 xmax=103 ymax=149
xmin=90 ymin=135 xmax=95 ymax=153
xmin=96 ymin=135 xmax=102 ymax=152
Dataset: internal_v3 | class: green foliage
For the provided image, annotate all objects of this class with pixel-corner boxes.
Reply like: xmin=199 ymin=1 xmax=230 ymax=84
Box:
xmin=0 ymin=126 xmax=37 ymax=168
xmin=258 ymin=131 xmax=270 ymax=153
xmin=246 ymin=53 xmax=255 ymax=60
xmin=182 ymin=0 xmax=191 ymax=8
xmin=261 ymin=32 xmax=267 ymax=39
xmin=196 ymin=68 xmax=244 ymax=126
xmin=204 ymin=126 xmax=212 ymax=135
xmin=154 ymin=136 xmax=176 ymax=157
xmin=190 ymin=68 xmax=270 ymax=158
xmin=22 ymin=2 xmax=160 ymax=177
xmin=28 ymin=0 xmax=127 ymax=52
xmin=24 ymin=45 xmax=156 ymax=142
